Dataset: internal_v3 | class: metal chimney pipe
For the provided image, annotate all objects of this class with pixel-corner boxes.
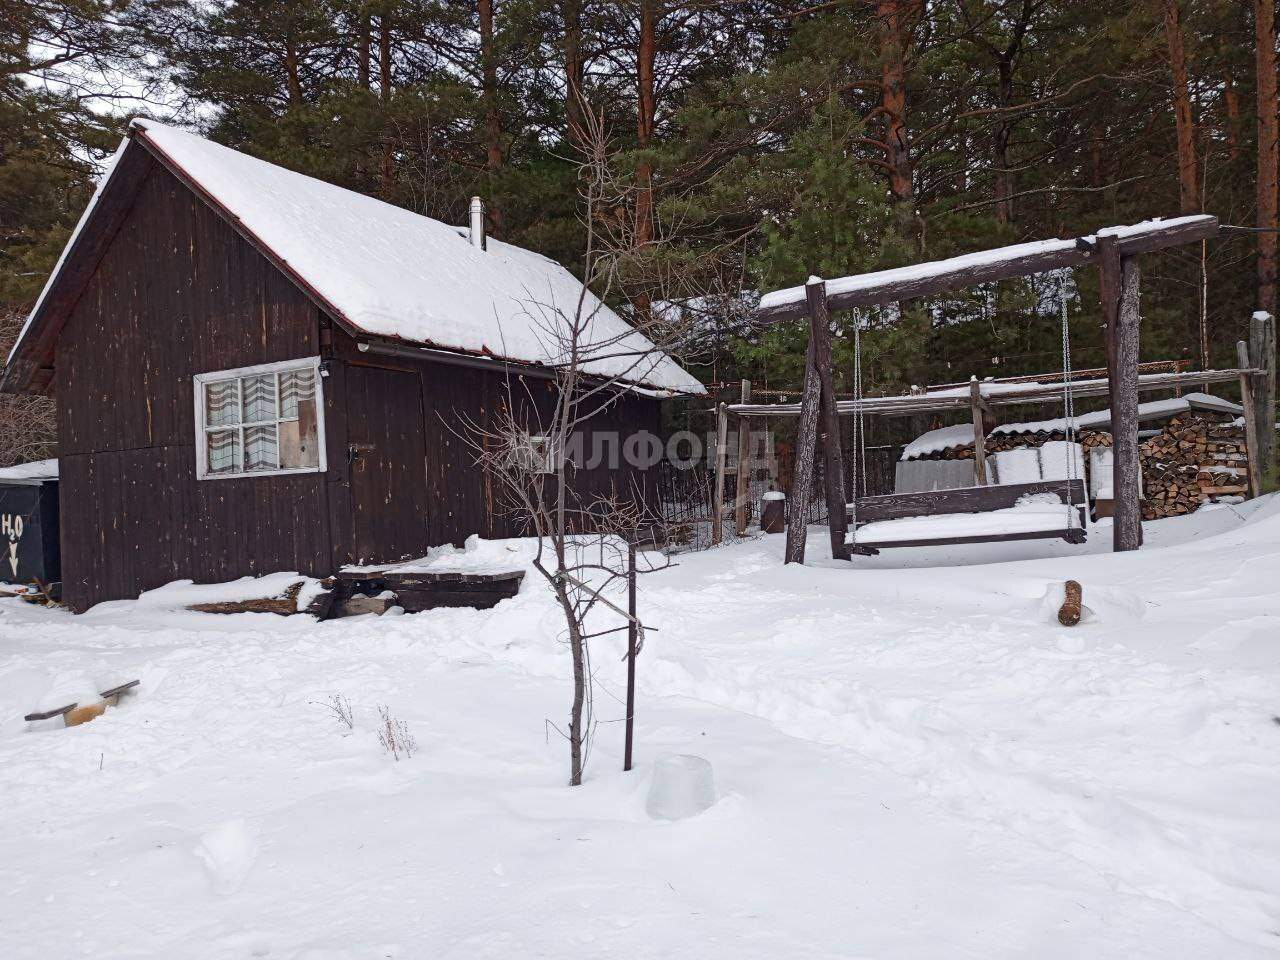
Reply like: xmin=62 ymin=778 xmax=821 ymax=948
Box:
xmin=469 ymin=196 xmax=485 ymax=249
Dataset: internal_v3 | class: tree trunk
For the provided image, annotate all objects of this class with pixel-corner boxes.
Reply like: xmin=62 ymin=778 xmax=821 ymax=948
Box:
xmin=1090 ymin=121 xmax=1105 ymax=188
xmin=1162 ymin=0 xmax=1199 ymax=213
xmin=563 ymin=0 xmax=585 ymax=146
xmin=1224 ymin=70 xmax=1240 ymax=163
xmin=357 ymin=9 xmax=371 ymax=90
xmin=558 ymin=581 xmax=586 ymax=785
xmin=1257 ymin=0 xmax=1278 ymax=316
xmin=479 ymin=0 xmax=504 ymax=239
xmin=993 ymin=58 xmax=1013 ymax=225
xmin=634 ymin=0 xmax=658 ymax=318
xmin=990 ymin=1 xmax=1034 ymax=226
xmin=379 ymin=12 xmax=394 ymax=197
xmin=877 ymin=0 xmax=918 ymax=237
xmin=785 ymin=321 xmax=822 ymax=565
xmin=284 ymin=36 xmax=302 ymax=108
xmin=378 ymin=12 xmax=392 ymax=101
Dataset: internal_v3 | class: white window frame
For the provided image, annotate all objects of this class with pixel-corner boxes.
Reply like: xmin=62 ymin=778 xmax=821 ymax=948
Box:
xmin=193 ymin=356 xmax=327 ymax=480
xmin=528 ymin=435 xmax=557 ymax=474
xmin=505 ymin=432 xmax=558 ymax=475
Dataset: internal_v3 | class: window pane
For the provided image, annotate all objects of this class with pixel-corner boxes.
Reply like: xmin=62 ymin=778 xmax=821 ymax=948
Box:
xmin=279 ymin=368 xmax=315 ymax=420
xmin=206 ymin=429 xmax=241 ymax=474
xmin=244 ymin=424 xmax=279 ymax=472
xmin=241 ymin=374 xmax=277 ymax=423
xmin=205 ymin=380 xmax=239 ymax=427
xmin=279 ymin=398 xmax=319 ymax=469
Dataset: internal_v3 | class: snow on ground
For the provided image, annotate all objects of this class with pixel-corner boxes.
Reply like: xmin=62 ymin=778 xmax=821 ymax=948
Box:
xmin=2 ymin=499 xmax=1279 ymax=958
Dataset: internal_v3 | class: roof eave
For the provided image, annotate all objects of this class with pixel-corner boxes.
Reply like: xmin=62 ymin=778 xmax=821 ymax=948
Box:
xmin=356 ymin=336 xmax=704 ymax=396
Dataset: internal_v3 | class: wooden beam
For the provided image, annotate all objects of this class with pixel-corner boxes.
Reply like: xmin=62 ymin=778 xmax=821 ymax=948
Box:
xmin=712 ymin=401 xmax=729 ymax=545
xmin=1238 ymin=340 xmax=1264 ymax=497
xmin=734 ymin=379 xmax=752 ymax=536
xmin=969 ymin=378 xmax=988 ymax=485
xmin=755 ymin=216 xmax=1219 ymax=322
xmin=1107 ymin=253 xmax=1143 ymax=552
xmin=1109 ymin=216 xmax=1221 ymax=256
xmin=728 ymin=368 xmax=1257 ymax=419
xmin=808 ymin=280 xmax=850 ymax=560
xmin=785 ymin=318 xmax=823 ymax=564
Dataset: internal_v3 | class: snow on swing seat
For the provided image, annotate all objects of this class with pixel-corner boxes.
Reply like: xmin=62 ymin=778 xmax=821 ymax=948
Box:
xmin=855 ymin=499 xmax=1085 ymax=545
xmin=849 ymin=494 xmax=1086 ymax=548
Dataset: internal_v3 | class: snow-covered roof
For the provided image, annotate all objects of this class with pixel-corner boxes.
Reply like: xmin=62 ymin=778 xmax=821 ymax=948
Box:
xmin=900 ymin=424 xmax=973 ymax=460
xmin=0 ymin=458 xmax=58 ymax=483
xmin=10 ymin=120 xmax=703 ymax=396
xmin=901 ymin=393 xmax=1243 ymax=460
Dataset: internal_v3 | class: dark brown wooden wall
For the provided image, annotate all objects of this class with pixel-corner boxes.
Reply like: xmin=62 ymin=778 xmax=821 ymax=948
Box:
xmin=53 ymin=151 xmax=666 ymax=609
xmin=55 ymin=157 xmax=334 ymax=610
xmin=333 ymin=335 xmax=663 ymax=548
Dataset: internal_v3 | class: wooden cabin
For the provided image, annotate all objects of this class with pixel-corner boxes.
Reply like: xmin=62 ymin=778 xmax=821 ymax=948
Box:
xmin=1 ymin=120 xmax=703 ymax=611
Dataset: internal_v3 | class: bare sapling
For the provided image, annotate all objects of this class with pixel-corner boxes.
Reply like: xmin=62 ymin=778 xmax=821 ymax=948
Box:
xmin=463 ymin=101 xmax=707 ymax=786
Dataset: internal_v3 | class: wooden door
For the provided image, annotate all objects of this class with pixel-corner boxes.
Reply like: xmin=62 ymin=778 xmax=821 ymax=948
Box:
xmin=346 ymin=365 xmax=430 ymax=564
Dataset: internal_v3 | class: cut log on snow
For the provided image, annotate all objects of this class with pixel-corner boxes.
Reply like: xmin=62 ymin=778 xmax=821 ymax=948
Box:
xmin=1058 ymin=580 xmax=1083 ymax=626
xmin=188 ymin=581 xmax=305 ymax=616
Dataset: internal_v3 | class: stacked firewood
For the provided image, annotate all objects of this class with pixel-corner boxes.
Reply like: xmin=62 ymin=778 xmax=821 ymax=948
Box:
xmin=912 ymin=441 xmax=976 ymax=461
xmin=1139 ymin=414 xmax=1248 ymax=519
xmin=985 ymin=428 xmax=1112 ymax=455
xmin=909 ymin=428 xmax=1111 ymax=461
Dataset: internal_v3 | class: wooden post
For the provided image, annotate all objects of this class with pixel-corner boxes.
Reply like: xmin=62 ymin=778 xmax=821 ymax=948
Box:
xmin=969 ymin=377 xmax=988 ymax=485
xmin=806 ymin=280 xmax=851 ymax=560
xmin=1238 ymin=340 xmax=1265 ymax=497
xmin=623 ymin=540 xmax=636 ymax=772
xmin=712 ymin=401 xmax=729 ymax=544
xmin=1103 ymin=243 xmax=1143 ymax=552
xmin=1249 ymin=311 xmax=1276 ymax=483
xmin=785 ymin=296 xmax=824 ymax=565
xmin=734 ymin=379 xmax=752 ymax=536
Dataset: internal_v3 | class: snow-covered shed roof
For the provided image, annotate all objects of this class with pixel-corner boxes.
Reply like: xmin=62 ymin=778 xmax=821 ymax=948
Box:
xmin=0 ymin=458 xmax=58 ymax=484
xmin=5 ymin=120 xmax=703 ymax=396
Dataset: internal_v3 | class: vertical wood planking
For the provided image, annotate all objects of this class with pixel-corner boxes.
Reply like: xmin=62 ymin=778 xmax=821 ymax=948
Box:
xmin=55 ymin=161 xmax=331 ymax=609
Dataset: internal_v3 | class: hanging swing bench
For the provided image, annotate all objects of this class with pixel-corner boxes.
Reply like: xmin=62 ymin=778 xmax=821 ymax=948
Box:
xmin=844 ymin=285 xmax=1089 ymax=553
xmin=846 ymin=478 xmax=1089 ymax=553
xmin=730 ymin=214 xmax=1262 ymax=564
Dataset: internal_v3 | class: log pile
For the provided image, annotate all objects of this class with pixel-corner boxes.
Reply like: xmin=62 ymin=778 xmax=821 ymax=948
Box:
xmin=985 ymin=428 xmax=1112 ymax=456
xmin=907 ymin=428 xmax=1112 ymax=491
xmin=909 ymin=428 xmax=1111 ymax=461
xmin=904 ymin=412 xmax=1251 ymax=521
xmin=1139 ymin=414 xmax=1248 ymax=519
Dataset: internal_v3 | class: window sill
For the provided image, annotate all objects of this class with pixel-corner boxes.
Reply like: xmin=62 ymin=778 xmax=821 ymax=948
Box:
xmin=197 ymin=465 xmax=326 ymax=482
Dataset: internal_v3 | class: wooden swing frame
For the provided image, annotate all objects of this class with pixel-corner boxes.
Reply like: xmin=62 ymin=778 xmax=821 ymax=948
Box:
xmin=735 ymin=214 xmax=1268 ymax=563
